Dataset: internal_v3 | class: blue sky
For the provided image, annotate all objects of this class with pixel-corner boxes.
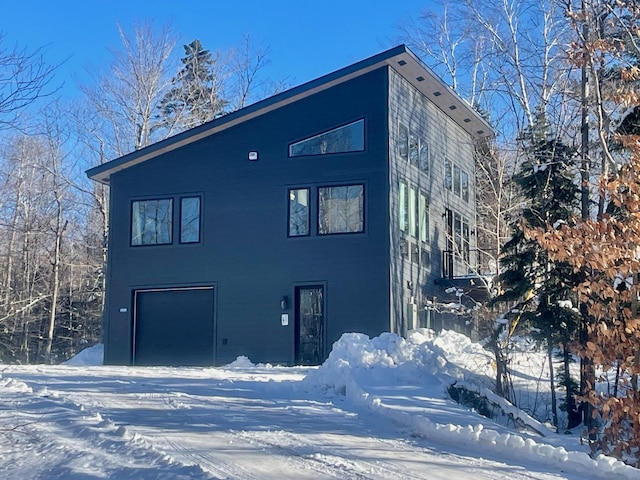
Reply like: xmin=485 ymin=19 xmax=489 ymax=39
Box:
xmin=1 ymin=0 xmax=433 ymax=98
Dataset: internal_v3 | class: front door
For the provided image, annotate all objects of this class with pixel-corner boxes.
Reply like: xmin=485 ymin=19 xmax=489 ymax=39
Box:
xmin=295 ymin=286 xmax=325 ymax=365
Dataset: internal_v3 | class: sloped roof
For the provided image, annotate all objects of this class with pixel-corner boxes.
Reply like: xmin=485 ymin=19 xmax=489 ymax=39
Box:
xmin=87 ymin=44 xmax=493 ymax=185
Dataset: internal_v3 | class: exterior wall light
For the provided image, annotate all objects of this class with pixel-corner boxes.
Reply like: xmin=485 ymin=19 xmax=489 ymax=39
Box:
xmin=280 ymin=296 xmax=289 ymax=310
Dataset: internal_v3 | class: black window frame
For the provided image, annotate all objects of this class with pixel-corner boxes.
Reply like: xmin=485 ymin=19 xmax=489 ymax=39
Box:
xmin=317 ymin=183 xmax=365 ymax=236
xmin=288 ymin=187 xmax=311 ymax=237
xmin=288 ymin=118 xmax=365 ymax=158
xmin=179 ymin=195 xmax=202 ymax=244
xmin=131 ymin=198 xmax=174 ymax=247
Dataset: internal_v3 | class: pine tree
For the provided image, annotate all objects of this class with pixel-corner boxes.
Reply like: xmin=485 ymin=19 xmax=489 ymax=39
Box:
xmin=160 ymin=39 xmax=227 ymax=133
xmin=494 ymin=119 xmax=581 ymax=429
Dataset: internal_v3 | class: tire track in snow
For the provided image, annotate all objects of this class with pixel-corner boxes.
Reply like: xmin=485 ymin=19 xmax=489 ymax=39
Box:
xmin=233 ymin=429 xmax=428 ymax=480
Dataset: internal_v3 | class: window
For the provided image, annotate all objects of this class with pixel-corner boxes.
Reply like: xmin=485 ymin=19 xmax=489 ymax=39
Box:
xmin=288 ymin=188 xmax=310 ymax=236
xmin=462 ymin=170 xmax=469 ymax=202
xmin=132 ymin=199 xmax=173 ymax=246
xmin=409 ymin=133 xmax=419 ymax=166
xmin=399 ymin=181 xmax=408 ymax=232
xmin=454 ymin=212 xmax=462 ymax=255
xmin=180 ymin=196 xmax=201 ymax=243
xmin=318 ymin=184 xmax=364 ymax=234
xmin=445 ymin=159 xmax=452 ymax=190
xmin=419 ymin=192 xmax=429 ymax=243
xmin=398 ymin=124 xmax=409 ymax=160
xmin=419 ymin=140 xmax=429 ymax=172
xmin=453 ymin=165 xmax=461 ymax=196
xmin=462 ymin=219 xmax=470 ymax=263
xmin=409 ymin=187 xmax=418 ymax=237
xmin=289 ymin=119 xmax=364 ymax=157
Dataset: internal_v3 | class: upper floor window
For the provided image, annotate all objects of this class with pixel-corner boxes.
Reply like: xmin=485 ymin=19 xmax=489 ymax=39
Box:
xmin=453 ymin=165 xmax=462 ymax=196
xmin=132 ymin=199 xmax=173 ymax=246
xmin=180 ymin=196 xmax=201 ymax=243
xmin=318 ymin=184 xmax=364 ymax=235
xmin=398 ymin=124 xmax=409 ymax=160
xmin=445 ymin=159 xmax=452 ymax=190
xmin=462 ymin=171 xmax=469 ymax=202
xmin=399 ymin=181 xmax=408 ymax=232
xmin=288 ymin=188 xmax=310 ymax=236
xmin=398 ymin=123 xmax=429 ymax=173
xmin=289 ymin=119 xmax=364 ymax=157
xmin=398 ymin=180 xmax=429 ymax=245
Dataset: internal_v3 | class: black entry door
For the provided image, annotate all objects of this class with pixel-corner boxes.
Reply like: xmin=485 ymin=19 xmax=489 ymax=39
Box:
xmin=134 ymin=287 xmax=214 ymax=366
xmin=295 ymin=286 xmax=324 ymax=365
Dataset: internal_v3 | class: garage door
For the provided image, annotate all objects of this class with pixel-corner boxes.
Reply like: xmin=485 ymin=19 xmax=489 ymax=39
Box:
xmin=133 ymin=287 xmax=215 ymax=366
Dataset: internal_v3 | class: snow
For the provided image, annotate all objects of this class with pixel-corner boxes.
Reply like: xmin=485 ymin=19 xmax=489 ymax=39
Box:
xmin=1 ymin=331 xmax=639 ymax=479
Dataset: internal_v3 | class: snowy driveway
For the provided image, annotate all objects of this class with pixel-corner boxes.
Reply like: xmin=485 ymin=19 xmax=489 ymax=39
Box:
xmin=0 ymin=364 xmax=598 ymax=479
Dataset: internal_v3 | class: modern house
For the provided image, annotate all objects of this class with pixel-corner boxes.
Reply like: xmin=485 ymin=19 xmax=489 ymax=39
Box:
xmin=87 ymin=45 xmax=492 ymax=367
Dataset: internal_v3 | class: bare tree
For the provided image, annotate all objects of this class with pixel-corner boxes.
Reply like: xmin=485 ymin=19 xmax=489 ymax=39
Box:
xmin=0 ymin=33 xmax=57 ymax=129
xmin=81 ymin=21 xmax=177 ymax=156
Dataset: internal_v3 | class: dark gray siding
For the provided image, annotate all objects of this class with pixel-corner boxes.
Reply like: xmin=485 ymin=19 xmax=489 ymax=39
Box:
xmin=104 ymin=68 xmax=391 ymax=366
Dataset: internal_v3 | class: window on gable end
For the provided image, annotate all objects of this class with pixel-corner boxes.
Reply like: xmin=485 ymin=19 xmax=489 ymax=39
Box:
xmin=289 ymin=119 xmax=364 ymax=157
xmin=180 ymin=196 xmax=201 ymax=244
xmin=318 ymin=184 xmax=364 ymax=235
xmin=288 ymin=188 xmax=310 ymax=236
xmin=131 ymin=199 xmax=173 ymax=246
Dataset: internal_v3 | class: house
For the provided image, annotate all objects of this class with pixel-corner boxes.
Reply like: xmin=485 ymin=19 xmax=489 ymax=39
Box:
xmin=86 ymin=45 xmax=492 ymax=367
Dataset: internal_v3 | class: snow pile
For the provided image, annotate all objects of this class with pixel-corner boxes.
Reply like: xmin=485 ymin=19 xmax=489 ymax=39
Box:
xmin=63 ymin=344 xmax=104 ymax=366
xmin=305 ymin=330 xmax=639 ymax=480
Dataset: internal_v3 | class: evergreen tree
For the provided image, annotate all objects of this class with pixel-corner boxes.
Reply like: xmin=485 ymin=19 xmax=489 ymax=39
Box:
xmin=494 ymin=119 xmax=581 ymax=429
xmin=160 ymin=39 xmax=227 ymax=132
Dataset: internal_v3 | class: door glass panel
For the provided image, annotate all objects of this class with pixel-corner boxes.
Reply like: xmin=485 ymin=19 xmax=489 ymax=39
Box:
xmin=296 ymin=286 xmax=324 ymax=365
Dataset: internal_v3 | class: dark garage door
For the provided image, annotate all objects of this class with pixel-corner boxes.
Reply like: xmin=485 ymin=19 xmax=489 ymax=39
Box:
xmin=133 ymin=287 xmax=215 ymax=366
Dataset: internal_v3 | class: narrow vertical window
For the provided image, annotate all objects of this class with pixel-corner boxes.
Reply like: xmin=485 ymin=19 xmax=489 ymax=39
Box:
xmin=454 ymin=212 xmax=462 ymax=255
xmin=131 ymin=199 xmax=173 ymax=246
xmin=445 ymin=159 xmax=452 ymax=190
xmin=462 ymin=219 xmax=470 ymax=263
xmin=399 ymin=181 xmax=408 ymax=232
xmin=409 ymin=132 xmax=419 ymax=166
xmin=454 ymin=165 xmax=461 ymax=196
xmin=180 ymin=196 xmax=201 ymax=244
xmin=398 ymin=124 xmax=409 ymax=160
xmin=419 ymin=192 xmax=429 ymax=243
xmin=462 ymin=170 xmax=469 ymax=202
xmin=289 ymin=188 xmax=310 ymax=236
xmin=419 ymin=139 xmax=429 ymax=172
xmin=318 ymin=184 xmax=364 ymax=234
xmin=409 ymin=187 xmax=418 ymax=237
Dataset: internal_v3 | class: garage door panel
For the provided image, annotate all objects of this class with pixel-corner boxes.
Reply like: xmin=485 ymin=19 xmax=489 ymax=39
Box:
xmin=134 ymin=288 xmax=214 ymax=366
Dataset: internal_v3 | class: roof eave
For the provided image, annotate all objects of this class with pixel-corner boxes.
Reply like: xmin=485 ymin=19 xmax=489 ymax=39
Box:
xmin=86 ymin=45 xmax=492 ymax=185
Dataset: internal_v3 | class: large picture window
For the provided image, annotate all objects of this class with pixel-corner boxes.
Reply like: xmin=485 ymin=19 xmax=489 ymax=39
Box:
xmin=288 ymin=188 xmax=310 ymax=236
xmin=318 ymin=184 xmax=364 ymax=235
xmin=289 ymin=119 xmax=364 ymax=157
xmin=132 ymin=199 xmax=173 ymax=246
xmin=180 ymin=196 xmax=201 ymax=243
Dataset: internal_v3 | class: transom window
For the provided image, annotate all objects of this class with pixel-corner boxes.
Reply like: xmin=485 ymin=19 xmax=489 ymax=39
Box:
xmin=289 ymin=119 xmax=365 ymax=157
xmin=132 ymin=199 xmax=173 ymax=246
xmin=318 ymin=184 xmax=364 ymax=235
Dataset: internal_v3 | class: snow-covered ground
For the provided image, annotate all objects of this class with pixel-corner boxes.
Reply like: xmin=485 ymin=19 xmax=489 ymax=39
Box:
xmin=0 ymin=330 xmax=638 ymax=479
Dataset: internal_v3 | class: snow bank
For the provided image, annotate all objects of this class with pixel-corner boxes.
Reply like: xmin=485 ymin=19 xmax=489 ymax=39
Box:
xmin=305 ymin=330 xmax=639 ymax=480
xmin=63 ymin=344 xmax=104 ymax=366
